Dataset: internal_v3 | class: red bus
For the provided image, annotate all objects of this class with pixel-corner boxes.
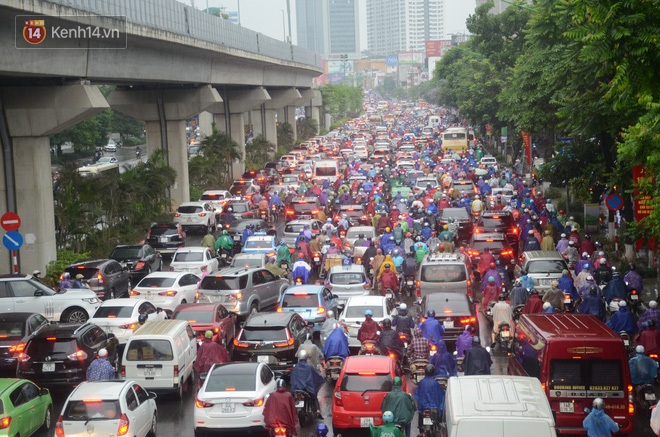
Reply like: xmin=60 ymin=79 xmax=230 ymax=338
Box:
xmin=508 ymin=314 xmax=633 ymax=434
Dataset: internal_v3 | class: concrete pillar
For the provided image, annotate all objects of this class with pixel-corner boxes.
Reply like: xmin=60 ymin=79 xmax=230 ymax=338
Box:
xmin=265 ymin=88 xmax=302 ymax=150
xmin=251 ymin=107 xmax=264 ymax=137
xmin=198 ymin=111 xmax=213 ymax=138
xmin=286 ymin=106 xmax=298 ymax=141
xmin=229 ymin=112 xmax=245 ymax=177
xmin=107 ymin=86 xmax=222 ymax=208
xmin=264 ymin=109 xmax=277 ymax=148
xmin=0 ymin=84 xmax=108 ymax=273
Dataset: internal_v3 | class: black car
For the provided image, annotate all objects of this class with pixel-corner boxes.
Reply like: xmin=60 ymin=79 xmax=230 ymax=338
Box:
xmin=109 ymin=244 xmax=162 ymax=285
xmin=419 ymin=292 xmax=478 ymax=343
xmin=17 ymin=322 xmax=119 ymax=388
xmin=145 ymin=222 xmax=186 ymax=256
xmin=0 ymin=312 xmax=48 ymax=374
xmin=474 ymin=212 xmax=520 ymax=258
xmin=232 ymin=312 xmax=310 ymax=375
xmin=226 ymin=219 xmax=270 ymax=249
xmin=437 ymin=208 xmax=474 ymax=246
xmin=285 ymin=197 xmax=321 ymax=221
xmin=64 ymin=259 xmax=130 ymax=301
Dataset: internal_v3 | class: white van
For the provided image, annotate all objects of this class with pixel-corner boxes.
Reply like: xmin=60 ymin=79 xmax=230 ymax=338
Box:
xmin=427 ymin=115 xmax=441 ymax=129
xmin=443 ymin=376 xmax=557 ymax=437
xmin=313 ymin=160 xmax=339 ymax=184
xmin=122 ymin=320 xmax=197 ymax=399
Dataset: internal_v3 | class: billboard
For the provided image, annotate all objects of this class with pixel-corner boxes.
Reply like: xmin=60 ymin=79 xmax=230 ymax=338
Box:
xmin=327 ymin=60 xmax=353 ymax=74
xmin=328 ymin=72 xmax=345 ymax=84
xmin=425 ymin=40 xmax=452 ymax=57
xmin=386 ymin=55 xmax=398 ymax=66
xmin=398 ymin=51 xmax=424 ymax=64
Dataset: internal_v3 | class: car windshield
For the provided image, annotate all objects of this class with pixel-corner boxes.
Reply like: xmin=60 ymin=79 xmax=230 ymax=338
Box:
xmin=284 ymin=224 xmax=306 ymax=234
xmin=200 ymin=193 xmax=225 ymax=201
xmin=97 ymin=157 xmax=114 ymax=163
xmin=240 ymin=327 xmax=287 ymax=342
xmin=282 ymin=176 xmax=299 ymax=183
xmin=0 ymin=321 xmax=25 ymax=339
xmin=149 ymin=226 xmax=178 ymax=236
xmin=344 ymin=305 xmax=384 ymax=318
xmin=65 ymin=267 xmax=98 ymax=280
xmin=440 ymin=209 xmax=470 ymax=220
xmin=527 ymin=260 xmax=567 ymax=274
xmin=125 ymin=339 xmax=174 ymax=361
xmin=245 ymin=239 xmax=272 ymax=249
xmin=282 ymin=294 xmax=319 ymax=308
xmin=136 ymin=277 xmax=176 ymax=288
xmin=200 ymin=275 xmax=248 ymax=291
xmin=427 ymin=296 xmax=470 ymax=315
xmin=329 ymin=273 xmax=366 ymax=285
xmin=178 ymin=206 xmax=203 ymax=214
xmin=206 ymin=368 xmax=256 ymax=392
xmin=479 ymin=217 xmax=511 ymax=231
xmin=174 ymin=252 xmax=204 ymax=262
xmin=230 ymin=203 xmax=248 ymax=213
xmin=340 ymin=373 xmax=392 ymax=392
xmin=550 ymin=359 xmax=622 ymax=392
xmin=231 ymin=257 xmax=263 ymax=268
xmin=172 ymin=309 xmax=214 ymax=324
xmin=471 ymin=241 xmax=507 ymax=253
xmin=109 ymin=247 xmax=141 ymax=260
xmin=416 ymin=180 xmax=438 ymax=188
xmin=26 ymin=338 xmax=76 ymax=359
xmin=452 ymin=182 xmax=474 ymax=192
xmin=229 ymin=187 xmax=245 ymax=195
xmin=293 ymin=203 xmax=316 ymax=213
xmin=420 ymin=265 xmax=467 ymax=282
xmin=93 ymin=306 xmax=134 ymax=318
xmin=315 ymin=167 xmax=336 ymax=177
xmin=64 ymin=400 xmax=121 ymax=421
xmin=346 ymin=229 xmax=374 ymax=240
xmin=230 ymin=221 xmax=258 ymax=231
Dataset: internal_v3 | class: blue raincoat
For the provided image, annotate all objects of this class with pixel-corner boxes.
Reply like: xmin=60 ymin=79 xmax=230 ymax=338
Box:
xmin=629 ymin=353 xmax=658 ymax=385
xmin=602 ymin=276 xmax=627 ymax=304
xmin=420 ymin=226 xmax=432 ymax=241
xmin=455 ymin=330 xmax=472 ymax=358
xmin=557 ymin=274 xmax=579 ymax=300
xmin=520 ymin=275 xmax=535 ymax=291
xmin=322 ymin=327 xmax=350 ymax=359
xmin=414 ymin=376 xmax=445 ymax=412
xmin=578 ymin=293 xmax=606 ymax=322
xmin=429 ymin=341 xmax=457 ymax=377
xmin=606 ymin=307 xmax=638 ymax=334
xmin=418 ymin=318 xmax=444 ymax=345
xmin=583 ymin=408 xmax=619 ymax=437
xmin=290 ymin=360 xmax=324 ymax=397
xmin=291 ymin=264 xmax=310 ymax=284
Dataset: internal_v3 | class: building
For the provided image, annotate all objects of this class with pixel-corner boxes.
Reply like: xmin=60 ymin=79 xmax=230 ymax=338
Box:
xmin=366 ymin=0 xmax=444 ymax=56
xmin=475 ymin=0 xmax=531 ymax=14
xmin=296 ymin=0 xmax=360 ymax=58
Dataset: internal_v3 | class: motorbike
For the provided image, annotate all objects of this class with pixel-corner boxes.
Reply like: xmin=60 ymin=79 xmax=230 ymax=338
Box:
xmin=293 ymin=390 xmax=314 ymax=427
xmin=259 ymin=209 xmax=268 ymax=222
xmin=279 ymin=260 xmax=290 ymax=273
xmin=420 ymin=407 xmax=441 ymax=437
xmin=408 ymin=359 xmax=429 ymax=384
xmin=497 ymin=322 xmax=512 ymax=352
xmin=384 ymin=287 xmax=396 ymax=305
xmin=512 ymin=304 xmax=525 ymax=321
xmin=359 ymin=340 xmax=379 ymax=356
xmin=398 ymin=332 xmax=411 ymax=349
xmin=619 ymin=331 xmax=634 ymax=355
xmin=634 ymin=383 xmax=658 ymax=420
xmin=311 ymin=253 xmax=322 ymax=276
xmin=324 ymin=356 xmax=344 ymax=384
xmin=270 ymin=205 xmax=280 ymax=223
xmin=217 ymin=248 xmax=232 ymax=267
xmin=485 ymin=301 xmax=496 ymax=323
xmin=434 ymin=376 xmax=449 ymax=390
xmin=564 ymin=294 xmax=576 ymax=313
xmin=608 ymin=297 xmax=625 ymax=315
xmin=403 ymin=275 xmax=416 ymax=297
xmin=271 ymin=424 xmax=292 ymax=437
xmin=628 ymin=289 xmax=643 ymax=314
xmin=135 ymin=149 xmax=141 ymax=160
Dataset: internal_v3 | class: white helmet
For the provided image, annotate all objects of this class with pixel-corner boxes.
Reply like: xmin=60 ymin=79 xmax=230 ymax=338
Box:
xmin=327 ymin=310 xmax=334 ymax=319
xmin=636 ymin=345 xmax=645 ymax=354
xmin=650 ymin=301 xmax=658 ymax=309
xmin=297 ymin=349 xmax=309 ymax=360
xmin=543 ymin=302 xmax=552 ymax=310
xmin=399 ymin=303 xmax=408 ymax=311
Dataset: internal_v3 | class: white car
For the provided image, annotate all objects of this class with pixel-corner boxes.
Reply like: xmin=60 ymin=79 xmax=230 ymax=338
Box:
xmin=97 ymin=156 xmax=118 ymax=164
xmin=56 ymin=380 xmax=157 ymax=437
xmin=480 ymin=155 xmax=499 ymax=170
xmin=89 ymin=298 xmax=168 ymax=345
xmin=104 ymin=142 xmax=117 ymax=152
xmin=194 ymin=362 xmax=276 ymax=433
xmin=414 ymin=177 xmax=440 ymax=192
xmin=130 ymin=271 xmax=200 ymax=311
xmin=339 ymin=296 xmax=397 ymax=348
xmin=174 ymin=201 xmax=217 ymax=234
xmin=200 ymin=190 xmax=232 ymax=222
xmin=0 ymin=274 xmax=101 ymax=323
xmin=170 ymin=247 xmax=219 ymax=275
xmin=489 ymin=188 xmax=514 ymax=207
xmin=326 ymin=264 xmax=370 ymax=305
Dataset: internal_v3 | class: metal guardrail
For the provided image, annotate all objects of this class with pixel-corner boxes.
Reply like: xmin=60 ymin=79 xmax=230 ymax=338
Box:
xmin=42 ymin=0 xmax=321 ymax=68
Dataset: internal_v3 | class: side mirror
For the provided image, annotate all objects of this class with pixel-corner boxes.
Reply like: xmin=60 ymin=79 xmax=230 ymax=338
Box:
xmin=122 ymin=266 xmax=129 ymax=272
xmin=40 ymin=387 xmax=49 ymax=397
xmin=148 ymin=391 xmax=158 ymax=400
xmin=332 ymin=294 xmax=339 ymax=299
xmin=107 ymin=333 xmax=116 ymax=339
xmin=228 ymin=311 xmax=238 ymax=317
xmin=306 ymin=321 xmax=315 ymax=327
xmin=34 ymin=290 xmax=44 ymax=296
xmin=156 ymin=307 xmax=163 ymax=314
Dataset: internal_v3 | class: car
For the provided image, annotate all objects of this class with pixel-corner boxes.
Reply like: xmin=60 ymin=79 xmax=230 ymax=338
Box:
xmin=414 ymin=177 xmax=440 ymax=192
xmin=169 ymin=247 xmax=219 ymax=276
xmin=109 ymin=244 xmax=163 ymax=284
xmin=277 ymin=285 xmax=339 ymax=331
xmin=89 ymin=298 xmax=168 ymax=345
xmin=173 ymin=201 xmax=217 ymax=234
xmin=437 ymin=207 xmax=474 ymax=246
xmin=474 ymin=211 xmax=520 ymax=257
xmin=17 ymin=322 xmax=120 ymax=388
xmin=338 ymin=296 xmax=397 ymax=349
xmin=194 ymin=362 xmax=276 ymax=434
xmin=222 ymin=199 xmax=258 ymax=220
xmin=145 ymin=222 xmax=186 ymax=256
xmin=196 ymin=267 xmax=288 ymax=317
xmin=230 ymin=253 xmax=268 ymax=269
xmin=335 ymin=205 xmax=370 ymax=227
xmin=242 ymin=234 xmax=277 ymax=256
xmin=104 ymin=142 xmax=117 ymax=152
xmin=282 ymin=219 xmax=323 ymax=248
xmin=0 ymin=378 xmax=52 ymax=437
xmin=450 ymin=179 xmax=478 ymax=196
xmin=466 ymin=233 xmax=515 ymax=277
xmin=129 ymin=271 xmax=200 ymax=311
xmin=200 ymin=190 xmax=232 ymax=222
xmin=332 ymin=355 xmax=406 ymax=434
xmin=285 ymin=197 xmax=321 ymax=221
xmin=353 ymin=145 xmax=369 ymax=159
xmin=0 ymin=274 xmax=102 ymax=323
xmin=488 ymin=188 xmax=514 ymax=208
xmin=416 ymin=253 xmax=473 ymax=302
xmin=229 ymin=180 xmax=259 ymax=198
xmin=0 ymin=312 xmax=48 ymax=374
xmin=225 ymin=219 xmax=269 ymax=248
xmin=479 ymin=155 xmax=499 ymax=170
xmin=56 ymin=380 xmax=157 ymax=437
xmin=419 ymin=292 xmax=478 ymax=342
xmin=97 ymin=156 xmax=118 ymax=164
xmin=64 ymin=259 xmax=131 ymax=301
xmin=343 ymin=226 xmax=376 ymax=259
xmin=241 ymin=169 xmax=270 ymax=185
xmin=171 ymin=303 xmax=236 ymax=347
xmin=520 ymin=251 xmax=570 ymax=295
xmin=326 ymin=264 xmax=370 ymax=305
xmin=232 ymin=312 xmax=309 ymax=375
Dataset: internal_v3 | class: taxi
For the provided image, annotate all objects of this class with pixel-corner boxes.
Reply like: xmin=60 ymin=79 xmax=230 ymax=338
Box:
xmin=241 ymin=233 xmax=277 ymax=256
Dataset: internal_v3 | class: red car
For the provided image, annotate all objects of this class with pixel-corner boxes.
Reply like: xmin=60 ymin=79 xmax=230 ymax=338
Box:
xmin=332 ymin=355 xmax=406 ymax=435
xmin=171 ymin=303 xmax=236 ymax=347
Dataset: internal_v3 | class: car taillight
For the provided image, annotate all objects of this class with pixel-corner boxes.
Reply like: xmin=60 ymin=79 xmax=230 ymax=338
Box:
xmin=512 ymin=228 xmax=518 ymax=234
xmin=68 ymin=350 xmax=87 ymax=360
xmin=243 ymin=398 xmax=264 ymax=407
xmin=196 ymin=398 xmax=213 ymax=408
xmin=8 ymin=343 xmax=25 ymax=354
xmin=130 ymin=290 xmax=140 ymax=295
xmin=121 ymin=365 xmax=125 ymax=377
xmin=277 ymin=307 xmax=283 ymax=312
xmin=274 ymin=338 xmax=295 ymax=347
xmin=55 ymin=416 xmax=64 ymax=437
xmin=287 ymin=210 xmax=294 ymax=215
xmin=169 ymin=266 xmax=174 ymax=271
xmin=134 ymin=262 xmax=146 ymax=270
xmin=97 ymin=272 xmax=105 ymax=284
xmin=334 ymin=391 xmax=343 ymax=406
xmin=174 ymin=213 xmax=181 ymax=217
xmin=119 ymin=323 xmax=136 ymax=330
xmin=117 ymin=413 xmax=129 ymax=436
xmin=460 ymin=317 xmax=476 ymax=324
xmin=18 ymin=352 xmax=29 ymax=362
xmin=0 ymin=416 xmax=10 ymax=429
xmin=174 ymin=365 xmax=179 ymax=376
xmin=416 ymin=280 xmax=421 ymax=298
xmin=318 ymin=307 xmax=326 ymax=314
xmin=158 ymin=290 xmax=177 ymax=296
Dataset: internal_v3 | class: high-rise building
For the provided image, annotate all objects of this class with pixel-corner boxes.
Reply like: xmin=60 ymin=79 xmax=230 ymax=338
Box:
xmin=366 ymin=0 xmax=444 ymax=56
xmin=296 ymin=0 xmax=360 ymax=58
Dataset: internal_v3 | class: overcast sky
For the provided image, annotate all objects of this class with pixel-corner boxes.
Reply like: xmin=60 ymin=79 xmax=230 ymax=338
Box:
xmin=183 ymin=0 xmax=476 ymax=49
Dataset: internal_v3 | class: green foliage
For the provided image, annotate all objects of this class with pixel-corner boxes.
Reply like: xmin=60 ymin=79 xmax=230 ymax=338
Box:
xmin=110 ymin=110 xmax=145 ymax=139
xmin=50 ymin=109 xmax=111 ymax=151
xmin=245 ymin=135 xmax=275 ymax=170
xmin=277 ymin=122 xmax=295 ymax=150
xmin=123 ymin=137 xmax=145 ymax=147
xmin=189 ymin=184 xmax=204 ymax=202
xmin=45 ymin=250 xmax=91 ymax=288
xmin=319 ymin=84 xmax=363 ymax=119
xmin=189 ymin=122 xmax=242 ymax=190
xmin=297 ymin=118 xmax=318 ymax=141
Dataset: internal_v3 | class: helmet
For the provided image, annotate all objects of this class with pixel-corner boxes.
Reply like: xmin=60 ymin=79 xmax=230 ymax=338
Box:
xmin=276 ymin=379 xmax=286 ymax=389
xmin=427 ymin=309 xmax=436 ymax=317
xmin=515 ymin=278 xmax=522 ymax=285
xmin=227 ymin=207 xmax=233 ymax=212
xmin=280 ymin=240 xmax=286 ymax=245
xmin=389 ymin=236 xmax=395 ymax=241
xmin=424 ymin=364 xmax=436 ymax=377
xmin=138 ymin=313 xmax=148 ymax=324
xmin=222 ymin=230 xmax=228 ymax=235
xmin=598 ymin=251 xmax=605 ymax=256
xmin=498 ymin=294 xmax=506 ymax=301
xmin=385 ymin=227 xmax=390 ymax=232
xmin=568 ymin=241 xmax=574 ymax=246
xmin=76 ymin=274 xmax=84 ymax=279
xmin=327 ymin=310 xmax=334 ymax=319
xmin=583 ymin=264 xmax=590 ymax=270
xmin=443 ymin=225 xmax=448 ymax=230
xmin=298 ymin=349 xmax=309 ymax=360
xmin=399 ymin=303 xmax=408 ymax=312
xmin=315 ymin=424 xmax=329 ymax=437
xmin=560 ymin=233 xmax=566 ymax=238
xmin=406 ymin=233 xmax=411 ymax=238
xmin=32 ymin=270 xmax=41 ymax=277
xmin=472 ymin=336 xmax=481 ymax=344
xmin=384 ymin=263 xmax=391 ymax=269
xmin=62 ymin=272 xmax=70 ymax=279
xmin=382 ymin=318 xmax=392 ymax=329
xmin=98 ymin=348 xmax=108 ymax=358
xmin=392 ymin=376 xmax=402 ymax=387
xmin=543 ymin=302 xmax=552 ymax=310
xmin=530 ymin=289 xmax=539 ymax=295
xmin=205 ymin=330 xmax=213 ymax=339
xmin=636 ymin=345 xmax=645 ymax=354
xmin=595 ymin=241 xmax=603 ymax=248
xmin=584 ymin=234 xmax=591 ymax=239
xmin=488 ymin=276 xmax=495 ymax=283
xmin=592 ymin=398 xmax=605 ymax=410
xmin=298 ymin=253 xmax=304 ymax=259
xmin=365 ymin=310 xmax=373 ymax=316
xmin=618 ymin=300 xmax=627 ymax=308
xmin=650 ymin=301 xmax=658 ymax=309
xmin=382 ymin=411 xmax=394 ymax=424
xmin=490 ymin=262 xmax=496 ymax=269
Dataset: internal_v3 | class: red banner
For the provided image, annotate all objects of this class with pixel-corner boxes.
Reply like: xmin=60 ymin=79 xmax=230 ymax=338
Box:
xmin=632 ymin=164 xmax=656 ymax=252
xmin=425 ymin=40 xmax=452 ymax=57
xmin=521 ymin=131 xmax=531 ymax=166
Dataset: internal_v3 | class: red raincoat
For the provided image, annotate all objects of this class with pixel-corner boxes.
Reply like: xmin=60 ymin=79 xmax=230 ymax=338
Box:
xmin=263 ymin=388 xmax=299 ymax=435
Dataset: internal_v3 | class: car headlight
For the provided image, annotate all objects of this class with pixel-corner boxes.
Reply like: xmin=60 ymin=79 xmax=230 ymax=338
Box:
xmin=83 ymin=297 xmax=100 ymax=304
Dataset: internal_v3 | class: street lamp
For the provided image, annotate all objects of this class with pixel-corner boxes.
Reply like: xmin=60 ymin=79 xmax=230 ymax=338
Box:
xmin=279 ymin=10 xmax=286 ymax=41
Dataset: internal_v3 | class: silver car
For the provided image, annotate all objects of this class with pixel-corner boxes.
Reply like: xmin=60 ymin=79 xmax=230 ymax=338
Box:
xmin=230 ymin=253 xmax=268 ymax=269
xmin=520 ymin=251 xmax=570 ymax=295
xmin=327 ymin=264 xmax=370 ymax=305
xmin=338 ymin=296 xmax=397 ymax=348
xmin=343 ymin=226 xmax=376 ymax=259
xmin=282 ymin=219 xmax=323 ymax=248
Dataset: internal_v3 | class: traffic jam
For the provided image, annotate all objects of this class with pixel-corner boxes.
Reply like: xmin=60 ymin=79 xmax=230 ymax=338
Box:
xmin=1 ymin=93 xmax=658 ymax=437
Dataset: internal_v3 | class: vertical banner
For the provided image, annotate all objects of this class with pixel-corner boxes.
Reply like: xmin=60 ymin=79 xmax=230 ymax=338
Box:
xmin=521 ymin=131 xmax=531 ymax=166
xmin=501 ymin=126 xmax=508 ymax=143
xmin=632 ymin=164 xmax=656 ymax=251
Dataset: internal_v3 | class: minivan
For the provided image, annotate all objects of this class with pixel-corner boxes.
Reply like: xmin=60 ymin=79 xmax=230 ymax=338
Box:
xmin=416 ymin=253 xmax=473 ymax=302
xmin=313 ymin=160 xmax=339 ymax=184
xmin=121 ymin=320 xmax=196 ymax=399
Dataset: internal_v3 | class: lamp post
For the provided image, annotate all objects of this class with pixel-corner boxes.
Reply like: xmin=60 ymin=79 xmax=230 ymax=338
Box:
xmin=279 ymin=10 xmax=286 ymax=41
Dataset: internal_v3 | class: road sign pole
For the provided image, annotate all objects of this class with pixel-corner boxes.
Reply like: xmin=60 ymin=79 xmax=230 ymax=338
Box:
xmin=11 ymin=250 xmax=17 ymax=274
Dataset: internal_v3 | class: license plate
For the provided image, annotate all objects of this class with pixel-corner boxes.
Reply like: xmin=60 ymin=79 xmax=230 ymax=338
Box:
xmin=423 ymin=417 xmax=433 ymax=426
xmin=42 ymin=363 xmax=55 ymax=372
xmin=631 ymin=295 xmax=638 ymax=301
xmin=221 ymin=403 xmax=235 ymax=414
xmin=295 ymin=400 xmax=304 ymax=408
xmin=444 ymin=320 xmax=454 ymax=329
xmin=314 ymin=257 xmax=320 ymax=262
xmin=565 ymin=298 xmax=571 ymax=303
xmin=385 ymin=292 xmax=393 ymax=299
xmin=407 ymin=280 xmax=413 ymax=286
xmin=646 ymin=393 xmax=656 ymax=401
xmin=144 ymin=367 xmax=156 ymax=376
xmin=623 ymin=339 xmax=630 ymax=346
xmin=559 ymin=402 xmax=574 ymax=413
xmin=159 ymin=236 xmax=168 ymax=243
xmin=257 ymin=355 xmax=270 ymax=364
xmin=233 ymin=236 xmax=240 ymax=241
xmin=360 ymin=417 xmax=373 ymax=428
xmin=221 ymin=254 xmax=227 ymax=258
xmin=501 ymin=330 xmax=510 ymax=338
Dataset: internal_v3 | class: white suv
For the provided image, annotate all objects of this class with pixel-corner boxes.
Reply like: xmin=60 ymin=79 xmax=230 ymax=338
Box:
xmin=0 ymin=274 xmax=101 ymax=323
xmin=57 ymin=380 xmax=157 ymax=437
xmin=174 ymin=201 xmax=217 ymax=234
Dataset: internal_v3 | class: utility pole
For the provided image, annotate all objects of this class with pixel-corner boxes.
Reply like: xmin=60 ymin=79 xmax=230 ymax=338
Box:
xmin=285 ymin=0 xmax=292 ymax=43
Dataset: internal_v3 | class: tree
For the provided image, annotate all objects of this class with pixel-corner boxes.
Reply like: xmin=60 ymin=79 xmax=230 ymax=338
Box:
xmin=245 ymin=134 xmax=275 ymax=170
xmin=50 ymin=109 xmax=111 ymax=152
xmin=111 ymin=110 xmax=145 ymax=139
xmin=297 ymin=118 xmax=318 ymax=141
xmin=277 ymin=122 xmax=295 ymax=151
xmin=189 ymin=122 xmax=242 ymax=190
xmin=319 ymin=84 xmax=363 ymax=120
